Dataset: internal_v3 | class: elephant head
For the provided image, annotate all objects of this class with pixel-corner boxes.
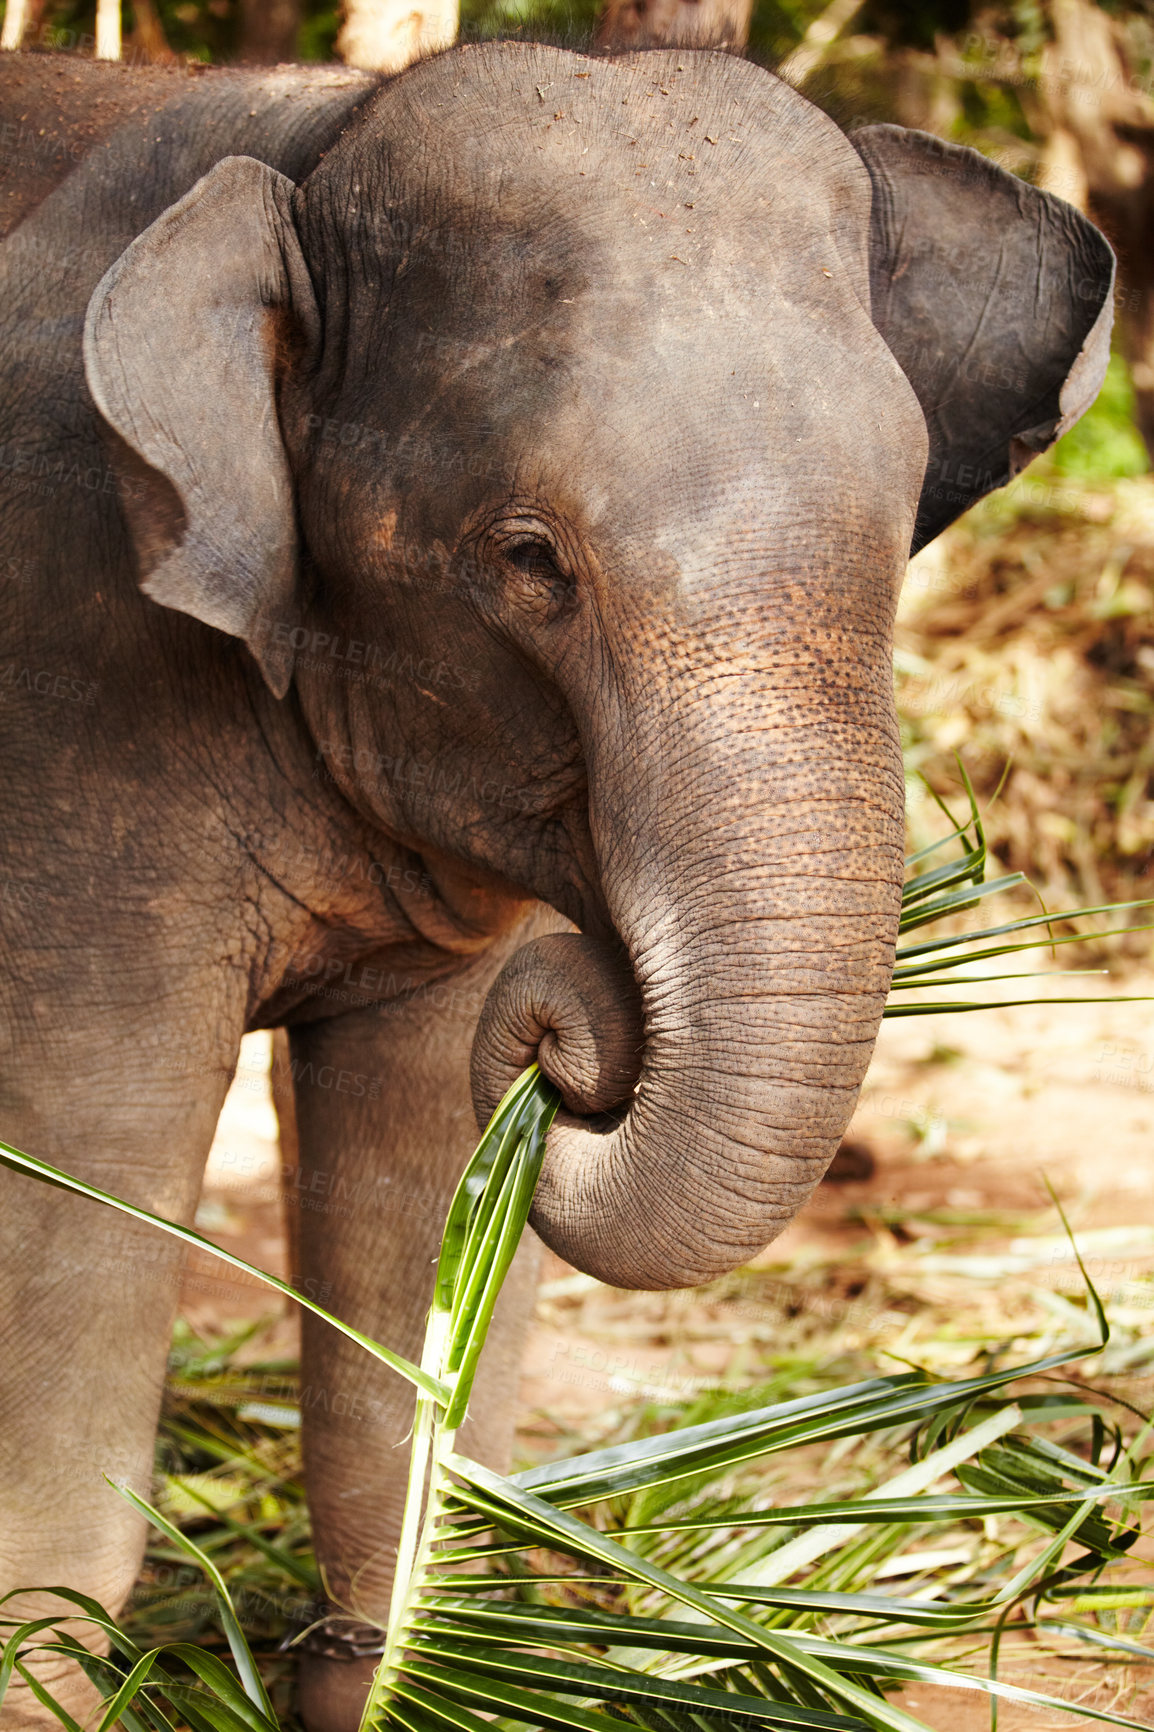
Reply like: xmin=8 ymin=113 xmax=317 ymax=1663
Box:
xmin=84 ymin=44 xmax=1113 ymax=1290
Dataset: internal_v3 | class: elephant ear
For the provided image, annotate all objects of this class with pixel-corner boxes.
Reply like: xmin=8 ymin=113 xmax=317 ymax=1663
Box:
xmin=851 ymin=125 xmax=1115 ymax=553
xmin=84 ymin=155 xmax=316 ymax=698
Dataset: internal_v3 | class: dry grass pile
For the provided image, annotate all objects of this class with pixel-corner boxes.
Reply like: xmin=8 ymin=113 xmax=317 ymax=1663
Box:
xmin=898 ymin=468 xmax=1154 ymax=920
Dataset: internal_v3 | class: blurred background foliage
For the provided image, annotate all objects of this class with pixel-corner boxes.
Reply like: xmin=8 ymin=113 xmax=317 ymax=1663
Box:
xmin=2 ymin=0 xmax=1153 ymax=914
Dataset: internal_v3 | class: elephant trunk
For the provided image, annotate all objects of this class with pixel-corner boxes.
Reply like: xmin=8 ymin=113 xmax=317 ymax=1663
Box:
xmin=471 ymin=651 xmax=906 ymax=1292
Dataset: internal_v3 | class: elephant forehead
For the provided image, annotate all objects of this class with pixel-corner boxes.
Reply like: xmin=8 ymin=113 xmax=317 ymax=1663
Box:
xmin=304 ymin=42 xmax=876 ymax=314
xmin=370 ymin=222 xmax=918 ymax=546
xmin=298 ymin=44 xmax=923 ymax=575
xmin=301 ymin=48 xmax=902 ymax=456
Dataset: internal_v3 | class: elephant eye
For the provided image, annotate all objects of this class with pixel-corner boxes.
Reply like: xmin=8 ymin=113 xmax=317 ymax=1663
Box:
xmin=506 ymin=537 xmax=559 ymax=581
xmin=502 ymin=535 xmax=575 ymax=617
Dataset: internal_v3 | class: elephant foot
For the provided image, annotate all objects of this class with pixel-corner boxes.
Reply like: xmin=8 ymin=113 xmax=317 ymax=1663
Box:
xmin=297 ymin=1649 xmax=378 ymax=1732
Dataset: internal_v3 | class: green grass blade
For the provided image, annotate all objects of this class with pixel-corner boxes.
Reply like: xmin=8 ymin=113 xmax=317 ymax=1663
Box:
xmin=506 ymin=1377 xmax=922 ymax=1504
xmin=391 ymin=1673 xmax=590 ymax=1732
xmin=61 ymin=1639 xmax=182 ymax=1732
xmin=884 ymin=994 xmax=1153 ymax=1018
xmin=172 ymin=1482 xmax=318 ymax=1589
xmin=446 ymin=1142 xmax=533 ymax=1369
xmin=384 ymin=1698 xmax=447 ymax=1732
xmin=110 ymin=1486 xmax=276 ymax=1727
xmin=386 ymin=1678 xmax=496 ymax=1731
xmin=417 ymin=1600 xmax=761 ymax=1656
xmin=451 ymin=1088 xmax=540 ymax=1284
xmin=0 ymin=1588 xmax=145 ymax=1663
xmin=1 ymin=1618 xmax=118 ymax=1717
xmin=894 ymin=899 xmax=1154 ymax=962
xmin=891 ymin=921 xmax=1154 ymax=980
xmin=143 ymin=1685 xmax=272 ymax=1732
xmin=887 ymin=969 xmax=1102 ymax=988
xmin=900 ymin=853 xmax=984 ymax=908
xmin=1037 ymin=1621 xmax=1154 ymax=1660
xmin=898 ymin=877 xmax=1025 ymax=934
xmin=421 ymin=1590 xmax=989 ymax=1638
xmin=95 ymin=1650 xmax=171 ymax=1732
xmin=361 ymin=1075 xmax=561 ymax=1730
xmin=400 ymin=1658 xmax=625 ymax=1732
xmin=502 ymin=1348 xmax=1102 ymax=1510
xmin=444 ymin=1119 xmax=555 ymax=1429
xmin=160 ymin=1647 xmax=283 ymax=1732
xmin=0 ymin=1597 xmax=152 ymax=1725
xmin=779 ymin=1634 xmax=1154 ymax=1729
xmin=11 ymin=1661 xmax=86 ymax=1732
xmin=903 ymin=824 xmax=975 ymax=868
xmin=0 ymin=1140 xmax=445 ymax=1405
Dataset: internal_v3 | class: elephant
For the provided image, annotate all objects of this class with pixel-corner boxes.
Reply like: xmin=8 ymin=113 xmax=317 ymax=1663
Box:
xmin=0 ymin=37 xmax=1113 ymax=1731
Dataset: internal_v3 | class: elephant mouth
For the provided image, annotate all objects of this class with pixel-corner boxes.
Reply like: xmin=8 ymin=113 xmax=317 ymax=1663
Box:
xmin=553 ymin=1101 xmax=631 ymax=1137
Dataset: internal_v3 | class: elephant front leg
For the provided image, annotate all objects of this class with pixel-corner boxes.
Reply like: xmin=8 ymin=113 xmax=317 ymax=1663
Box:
xmin=288 ymin=976 xmax=542 ymax=1732
xmin=0 ymin=1026 xmax=239 ymax=1728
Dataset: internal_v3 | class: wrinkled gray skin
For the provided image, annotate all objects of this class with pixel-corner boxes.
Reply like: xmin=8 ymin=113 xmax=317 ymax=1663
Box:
xmin=0 ymin=41 xmax=1112 ymax=1731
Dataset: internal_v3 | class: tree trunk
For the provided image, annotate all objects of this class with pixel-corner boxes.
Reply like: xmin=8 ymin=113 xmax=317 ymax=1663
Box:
xmin=0 ymin=0 xmax=26 ymax=49
xmin=336 ymin=0 xmax=456 ymax=73
xmin=239 ymin=0 xmax=301 ymax=63
xmin=775 ymin=0 xmax=864 ymax=87
xmin=127 ymin=0 xmax=177 ymax=61
xmin=0 ymin=0 xmax=38 ymax=52
xmin=1041 ymin=0 xmax=1154 ymax=458
xmin=96 ymin=0 xmax=121 ymax=59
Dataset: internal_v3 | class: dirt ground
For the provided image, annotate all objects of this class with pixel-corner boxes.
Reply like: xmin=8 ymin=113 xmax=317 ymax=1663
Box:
xmin=183 ymin=957 xmax=1154 ymax=1728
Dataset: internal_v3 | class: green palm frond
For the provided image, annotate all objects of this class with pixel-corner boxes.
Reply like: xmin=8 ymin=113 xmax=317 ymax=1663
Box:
xmin=888 ymin=766 xmax=1152 ymax=1013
